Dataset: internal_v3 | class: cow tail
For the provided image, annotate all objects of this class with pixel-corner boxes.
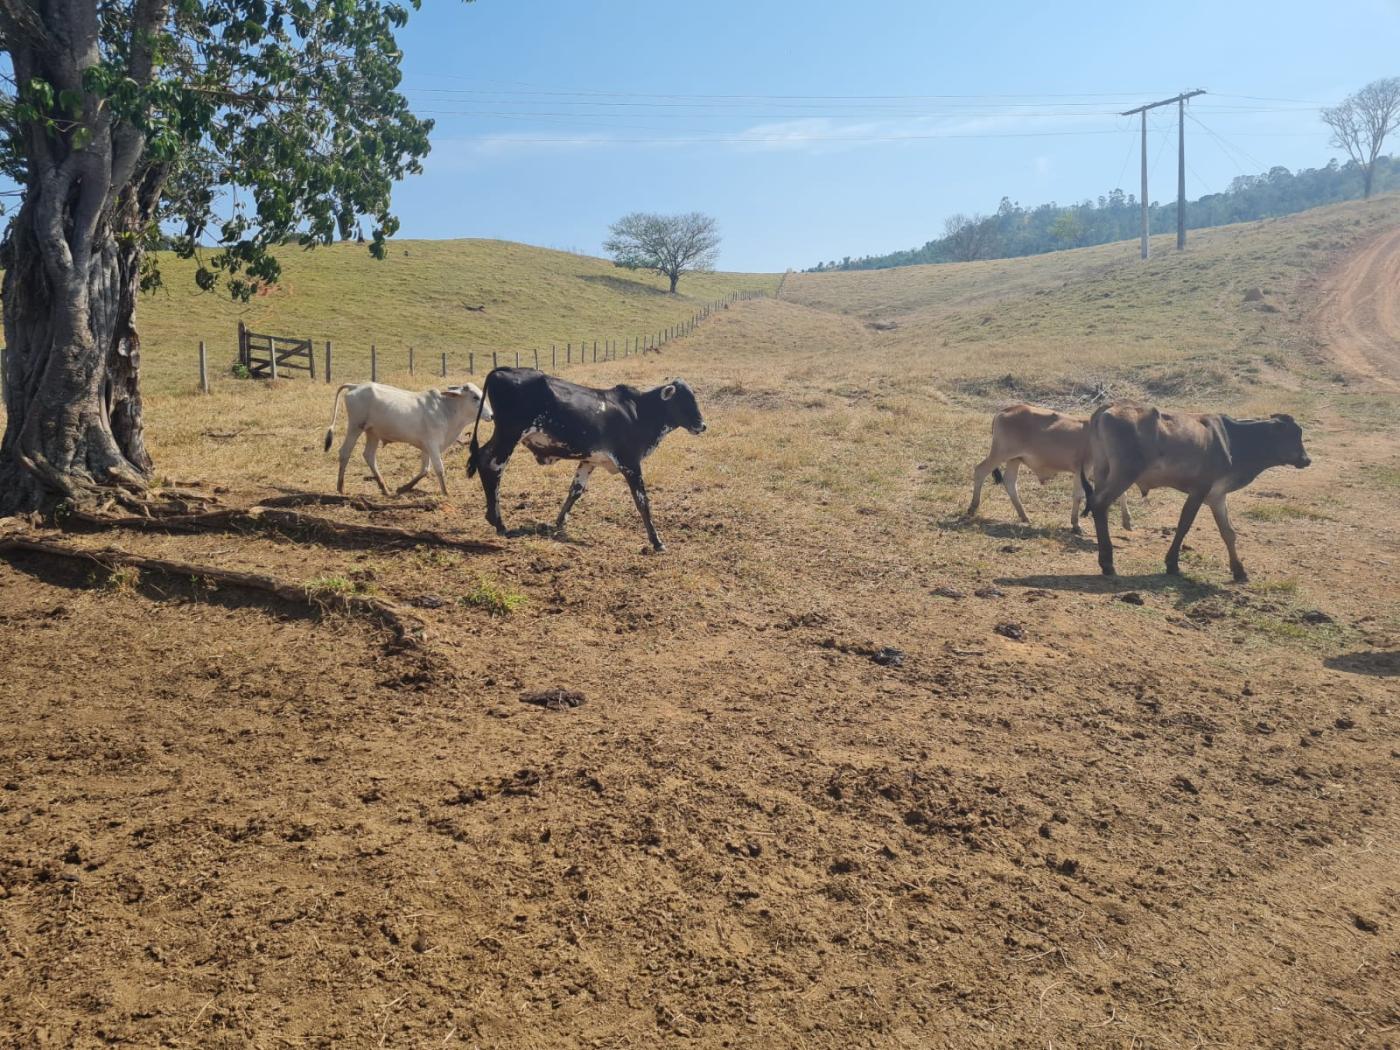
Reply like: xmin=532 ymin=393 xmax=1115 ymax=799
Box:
xmin=323 ymin=383 xmax=352 ymax=453
xmin=466 ymin=371 xmax=494 ymax=478
xmin=1080 ymin=467 xmax=1095 ymax=514
xmin=991 ymin=467 xmax=1004 ymax=485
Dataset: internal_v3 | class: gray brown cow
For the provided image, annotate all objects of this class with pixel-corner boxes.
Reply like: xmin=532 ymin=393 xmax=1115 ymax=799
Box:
xmin=1081 ymin=402 xmax=1310 ymax=581
xmin=968 ymin=403 xmax=1132 ymax=533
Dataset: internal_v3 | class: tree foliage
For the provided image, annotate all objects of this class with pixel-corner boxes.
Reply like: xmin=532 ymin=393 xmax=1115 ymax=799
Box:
xmin=809 ymin=156 xmax=1400 ymax=272
xmin=604 ymin=211 xmax=720 ymax=293
xmin=1321 ymin=77 xmax=1400 ymax=198
xmin=0 ymin=0 xmax=448 ymax=515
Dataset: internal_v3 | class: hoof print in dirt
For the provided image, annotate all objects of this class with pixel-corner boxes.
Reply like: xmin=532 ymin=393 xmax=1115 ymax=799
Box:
xmin=871 ymin=646 xmax=905 ymax=667
xmin=1352 ymin=913 xmax=1380 ymax=934
xmin=521 ymin=689 xmax=586 ymax=711
xmin=411 ymin=595 xmax=447 ymax=609
xmin=974 ymin=586 xmax=1004 ymax=599
xmin=1298 ymin=609 xmax=1334 ymax=625
xmin=827 ymin=857 xmax=859 ymax=875
xmin=994 ymin=622 xmax=1025 ymax=641
xmin=726 ymin=841 xmax=762 ymax=859
xmin=1171 ymin=775 xmax=1200 ymax=795
xmin=1116 ymin=591 xmax=1146 ymax=606
xmin=1047 ymin=856 xmax=1079 ymax=877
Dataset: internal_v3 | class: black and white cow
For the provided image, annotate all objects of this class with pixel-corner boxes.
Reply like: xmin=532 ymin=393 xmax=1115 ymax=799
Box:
xmin=466 ymin=368 xmax=706 ymax=551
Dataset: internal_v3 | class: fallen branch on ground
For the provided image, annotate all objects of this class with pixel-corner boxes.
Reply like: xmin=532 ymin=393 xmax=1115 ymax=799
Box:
xmin=0 ymin=535 xmax=425 ymax=646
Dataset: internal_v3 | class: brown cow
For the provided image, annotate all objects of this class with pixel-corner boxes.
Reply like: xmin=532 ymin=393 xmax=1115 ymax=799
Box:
xmin=968 ymin=403 xmax=1132 ymax=533
xmin=1081 ymin=403 xmax=1310 ymax=581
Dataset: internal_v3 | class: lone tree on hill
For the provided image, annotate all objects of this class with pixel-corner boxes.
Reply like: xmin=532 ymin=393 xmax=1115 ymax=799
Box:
xmin=0 ymin=1 xmax=445 ymax=517
xmin=604 ymin=212 xmax=720 ymax=293
xmin=942 ymin=213 xmax=997 ymax=262
xmin=1322 ymin=77 xmax=1400 ymax=199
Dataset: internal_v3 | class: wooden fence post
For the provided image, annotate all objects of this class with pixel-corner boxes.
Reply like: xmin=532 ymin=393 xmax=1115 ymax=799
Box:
xmin=469 ymin=351 xmax=474 ymax=374
xmin=309 ymin=338 xmax=317 ymax=380
xmin=533 ymin=348 xmax=540 ymax=368
xmin=325 ymin=341 xmax=332 ymax=382
xmin=199 ymin=341 xmax=208 ymax=394
xmin=567 ymin=343 xmax=571 ymax=364
xmin=492 ymin=350 xmax=498 ymax=369
xmin=593 ymin=340 xmax=597 ymax=363
xmin=441 ymin=352 xmax=448 ymax=378
xmin=270 ymin=339 xmax=278 ymax=380
xmin=552 ymin=345 xmax=556 ymax=368
xmin=409 ymin=346 xmax=414 ymax=375
xmin=370 ymin=344 xmax=377 ymax=382
xmin=237 ymin=320 xmax=246 ymax=369
xmin=515 ymin=350 xmax=520 ymax=367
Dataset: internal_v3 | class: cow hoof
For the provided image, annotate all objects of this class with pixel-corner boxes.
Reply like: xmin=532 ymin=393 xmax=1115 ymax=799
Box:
xmin=644 ymin=544 xmax=666 ymax=555
xmin=1232 ymin=570 xmax=1250 ymax=584
xmin=1071 ymin=525 xmax=1084 ymax=536
xmin=1165 ymin=563 xmax=1180 ymax=576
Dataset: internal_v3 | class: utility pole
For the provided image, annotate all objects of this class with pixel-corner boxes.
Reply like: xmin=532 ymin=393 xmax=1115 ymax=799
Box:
xmin=1121 ymin=89 xmax=1205 ymax=259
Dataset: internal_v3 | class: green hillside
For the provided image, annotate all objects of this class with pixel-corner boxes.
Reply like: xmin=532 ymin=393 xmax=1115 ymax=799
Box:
xmin=133 ymin=239 xmax=779 ymax=393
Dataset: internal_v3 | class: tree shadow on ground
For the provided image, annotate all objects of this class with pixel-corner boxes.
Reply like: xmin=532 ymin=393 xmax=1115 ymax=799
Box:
xmin=1323 ymin=651 xmax=1400 ymax=677
xmin=1 ymin=547 xmax=324 ymax=623
xmin=994 ymin=571 xmax=1227 ymax=609
xmin=577 ymin=273 xmax=669 ymax=297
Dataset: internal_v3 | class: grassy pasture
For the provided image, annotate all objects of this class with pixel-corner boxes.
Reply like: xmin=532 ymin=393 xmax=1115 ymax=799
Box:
xmin=129 ymin=238 xmax=779 ymax=396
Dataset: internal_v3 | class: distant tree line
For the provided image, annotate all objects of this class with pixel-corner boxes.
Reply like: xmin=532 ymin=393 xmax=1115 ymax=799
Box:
xmin=808 ymin=155 xmax=1400 ymax=272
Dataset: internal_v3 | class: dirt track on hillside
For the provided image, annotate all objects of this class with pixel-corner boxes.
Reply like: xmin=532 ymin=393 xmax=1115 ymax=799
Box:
xmin=1316 ymin=226 xmax=1400 ymax=391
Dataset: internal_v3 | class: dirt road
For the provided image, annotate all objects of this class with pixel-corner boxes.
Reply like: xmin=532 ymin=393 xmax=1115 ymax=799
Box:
xmin=1316 ymin=226 xmax=1400 ymax=391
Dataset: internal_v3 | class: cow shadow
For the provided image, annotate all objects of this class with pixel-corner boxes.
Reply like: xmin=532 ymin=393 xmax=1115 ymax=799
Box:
xmin=500 ymin=523 xmax=587 ymax=547
xmin=1323 ymin=651 xmax=1400 ymax=677
xmin=994 ymin=571 xmax=1226 ymax=609
xmin=938 ymin=514 xmax=1097 ymax=553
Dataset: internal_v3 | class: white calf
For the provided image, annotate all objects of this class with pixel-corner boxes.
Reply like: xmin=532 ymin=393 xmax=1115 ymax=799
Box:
xmin=324 ymin=382 xmax=491 ymax=496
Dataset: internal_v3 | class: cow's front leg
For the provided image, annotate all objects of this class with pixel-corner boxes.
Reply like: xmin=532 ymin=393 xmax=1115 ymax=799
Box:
xmin=554 ymin=463 xmax=594 ymax=534
xmin=1164 ymin=492 xmax=1205 ymax=576
xmin=621 ymin=466 xmax=665 ymax=552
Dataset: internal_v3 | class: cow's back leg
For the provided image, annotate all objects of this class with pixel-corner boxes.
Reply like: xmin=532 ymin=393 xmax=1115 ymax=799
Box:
xmin=397 ymin=450 xmax=431 ymax=494
xmin=621 ymin=465 xmax=664 ymax=552
xmin=361 ymin=433 xmax=390 ymax=495
xmin=336 ymin=422 xmax=365 ymax=494
xmin=554 ymin=463 xmax=595 ymax=533
xmin=1118 ymin=495 xmax=1134 ymax=530
xmin=1001 ymin=460 xmax=1030 ymax=523
xmin=1206 ymin=494 xmax=1247 ymax=582
xmin=1164 ymin=491 xmax=1207 ymax=576
xmin=476 ymin=430 xmax=521 ymax=534
xmin=967 ymin=450 xmax=1002 ymax=516
xmin=1071 ymin=470 xmax=1085 ymax=534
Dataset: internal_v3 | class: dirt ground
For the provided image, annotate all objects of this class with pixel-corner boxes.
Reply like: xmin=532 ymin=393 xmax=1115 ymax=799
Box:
xmin=2 ymin=219 xmax=1398 ymax=1049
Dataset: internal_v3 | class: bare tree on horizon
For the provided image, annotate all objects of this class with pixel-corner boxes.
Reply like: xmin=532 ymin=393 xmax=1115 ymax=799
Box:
xmin=1322 ymin=78 xmax=1400 ymax=199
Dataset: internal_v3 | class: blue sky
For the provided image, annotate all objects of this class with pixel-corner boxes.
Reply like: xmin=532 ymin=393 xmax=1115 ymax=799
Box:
xmin=388 ymin=0 xmax=1398 ymax=272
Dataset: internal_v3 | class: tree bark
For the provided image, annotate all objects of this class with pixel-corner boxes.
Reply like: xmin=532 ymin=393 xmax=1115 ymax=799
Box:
xmin=0 ymin=200 xmax=151 ymax=516
xmin=668 ymin=271 xmax=679 ymax=294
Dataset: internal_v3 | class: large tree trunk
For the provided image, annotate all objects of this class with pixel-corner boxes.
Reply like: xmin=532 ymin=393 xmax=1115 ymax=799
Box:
xmin=0 ymin=201 xmax=151 ymax=517
xmin=668 ymin=271 xmax=679 ymax=294
xmin=1363 ymin=164 xmax=1375 ymax=199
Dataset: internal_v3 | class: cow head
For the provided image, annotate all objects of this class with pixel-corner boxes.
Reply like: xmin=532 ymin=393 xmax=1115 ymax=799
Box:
xmin=1269 ymin=413 xmax=1309 ymax=468
xmin=445 ymin=382 xmax=492 ymax=421
xmin=660 ymin=379 xmax=706 ymax=435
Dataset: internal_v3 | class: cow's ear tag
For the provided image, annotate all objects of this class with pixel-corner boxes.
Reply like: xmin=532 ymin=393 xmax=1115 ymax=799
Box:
xmin=661 ymin=384 xmax=677 ymax=401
